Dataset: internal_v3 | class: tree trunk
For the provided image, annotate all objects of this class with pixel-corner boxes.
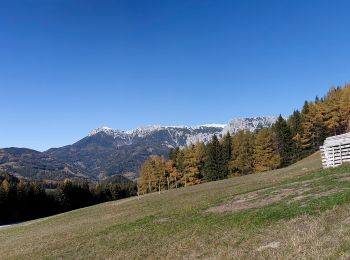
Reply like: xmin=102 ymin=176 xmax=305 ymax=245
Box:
xmin=158 ymin=178 xmax=161 ymax=194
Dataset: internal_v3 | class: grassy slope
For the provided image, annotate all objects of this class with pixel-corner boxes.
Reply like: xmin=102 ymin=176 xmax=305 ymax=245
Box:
xmin=3 ymin=152 xmax=350 ymax=259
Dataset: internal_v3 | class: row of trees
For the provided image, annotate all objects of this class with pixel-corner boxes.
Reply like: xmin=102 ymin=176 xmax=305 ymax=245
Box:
xmin=139 ymin=84 xmax=350 ymax=194
xmin=138 ymin=128 xmax=282 ymax=194
xmin=0 ymin=173 xmax=137 ymax=225
xmin=299 ymin=86 xmax=350 ymax=149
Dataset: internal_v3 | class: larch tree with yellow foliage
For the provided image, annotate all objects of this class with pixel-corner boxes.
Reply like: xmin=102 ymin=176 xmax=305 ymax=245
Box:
xmin=183 ymin=142 xmax=205 ymax=186
xmin=138 ymin=155 xmax=165 ymax=194
xmin=229 ymin=130 xmax=255 ymax=175
xmin=253 ymin=128 xmax=280 ymax=172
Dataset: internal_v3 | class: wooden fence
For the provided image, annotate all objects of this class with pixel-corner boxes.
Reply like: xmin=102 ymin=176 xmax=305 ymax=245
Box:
xmin=320 ymin=133 xmax=350 ymax=168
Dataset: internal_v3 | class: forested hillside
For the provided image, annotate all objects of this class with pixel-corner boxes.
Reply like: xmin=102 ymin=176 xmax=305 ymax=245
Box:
xmin=0 ymin=172 xmax=136 ymax=225
xmin=139 ymin=84 xmax=350 ymax=193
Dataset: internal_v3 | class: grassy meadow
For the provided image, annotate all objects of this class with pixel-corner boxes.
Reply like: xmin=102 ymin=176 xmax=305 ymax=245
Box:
xmin=3 ymin=152 xmax=350 ymax=259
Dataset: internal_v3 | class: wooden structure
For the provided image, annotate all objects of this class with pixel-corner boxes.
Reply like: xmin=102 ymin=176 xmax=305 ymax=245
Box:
xmin=320 ymin=132 xmax=350 ymax=168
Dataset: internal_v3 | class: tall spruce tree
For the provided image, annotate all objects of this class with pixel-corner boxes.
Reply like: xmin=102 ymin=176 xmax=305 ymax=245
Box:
xmin=287 ymin=110 xmax=305 ymax=162
xmin=301 ymin=101 xmax=309 ymax=115
xmin=175 ymin=149 xmax=185 ymax=174
xmin=221 ymin=132 xmax=232 ymax=177
xmin=288 ymin=110 xmax=303 ymax=136
xmin=273 ymin=115 xmax=293 ymax=167
xmin=204 ymin=135 xmax=225 ymax=181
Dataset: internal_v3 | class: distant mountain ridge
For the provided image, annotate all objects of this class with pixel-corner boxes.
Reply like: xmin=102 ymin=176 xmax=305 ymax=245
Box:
xmin=87 ymin=116 xmax=278 ymax=148
xmin=0 ymin=116 xmax=278 ymax=181
xmin=87 ymin=125 xmax=225 ymax=148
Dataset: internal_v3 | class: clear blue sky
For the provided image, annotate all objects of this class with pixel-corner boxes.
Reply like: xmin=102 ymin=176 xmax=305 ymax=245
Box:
xmin=1 ymin=0 xmax=350 ymax=151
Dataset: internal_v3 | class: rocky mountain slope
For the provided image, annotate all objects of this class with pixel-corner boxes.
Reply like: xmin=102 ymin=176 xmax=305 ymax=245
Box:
xmin=0 ymin=116 xmax=277 ymax=181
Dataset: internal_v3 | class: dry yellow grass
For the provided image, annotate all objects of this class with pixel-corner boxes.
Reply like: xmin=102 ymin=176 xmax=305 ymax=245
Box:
xmin=3 ymin=152 xmax=350 ymax=259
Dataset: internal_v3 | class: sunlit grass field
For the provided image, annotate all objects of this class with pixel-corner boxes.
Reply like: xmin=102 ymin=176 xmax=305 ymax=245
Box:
xmin=3 ymin=152 xmax=350 ymax=259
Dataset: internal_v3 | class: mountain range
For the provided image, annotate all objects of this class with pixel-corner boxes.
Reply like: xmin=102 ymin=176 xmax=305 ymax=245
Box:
xmin=0 ymin=116 xmax=277 ymax=181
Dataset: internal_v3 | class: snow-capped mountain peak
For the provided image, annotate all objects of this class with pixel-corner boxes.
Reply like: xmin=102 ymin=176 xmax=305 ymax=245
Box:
xmin=88 ymin=127 xmax=125 ymax=137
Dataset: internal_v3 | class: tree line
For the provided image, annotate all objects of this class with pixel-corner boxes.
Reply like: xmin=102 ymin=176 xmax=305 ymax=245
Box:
xmin=0 ymin=173 xmax=136 ymax=225
xmin=138 ymin=84 xmax=350 ymax=194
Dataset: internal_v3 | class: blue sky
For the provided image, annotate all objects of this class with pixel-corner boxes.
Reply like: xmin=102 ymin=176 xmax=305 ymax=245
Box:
xmin=1 ymin=0 xmax=350 ymax=151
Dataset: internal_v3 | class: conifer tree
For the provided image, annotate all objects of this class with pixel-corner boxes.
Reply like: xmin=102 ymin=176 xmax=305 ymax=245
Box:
xmin=253 ymin=128 xmax=280 ymax=172
xmin=301 ymin=100 xmax=309 ymax=115
xmin=175 ymin=149 xmax=185 ymax=186
xmin=287 ymin=110 xmax=306 ymax=161
xmin=183 ymin=144 xmax=204 ymax=186
xmin=291 ymin=132 xmax=304 ymax=161
xmin=229 ymin=130 xmax=254 ymax=175
xmin=301 ymin=102 xmax=326 ymax=150
xmin=273 ymin=115 xmax=293 ymax=167
xmin=221 ymin=132 xmax=232 ymax=177
xmin=139 ymin=158 xmax=153 ymax=194
xmin=1 ymin=179 xmax=10 ymax=193
xmin=138 ymin=156 xmax=165 ymax=194
xmin=288 ymin=110 xmax=303 ymax=136
xmin=339 ymin=85 xmax=350 ymax=131
xmin=204 ymin=135 xmax=225 ymax=181
xmin=164 ymin=159 xmax=179 ymax=189
xmin=194 ymin=142 xmax=205 ymax=178
xmin=323 ymin=87 xmax=342 ymax=135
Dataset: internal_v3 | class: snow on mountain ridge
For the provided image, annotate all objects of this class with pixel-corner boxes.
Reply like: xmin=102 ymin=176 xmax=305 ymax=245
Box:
xmin=222 ymin=116 xmax=278 ymax=135
xmin=88 ymin=117 xmax=278 ymax=147
xmin=89 ymin=124 xmax=225 ymax=137
xmin=198 ymin=124 xmax=226 ymax=128
xmin=88 ymin=127 xmax=125 ymax=137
